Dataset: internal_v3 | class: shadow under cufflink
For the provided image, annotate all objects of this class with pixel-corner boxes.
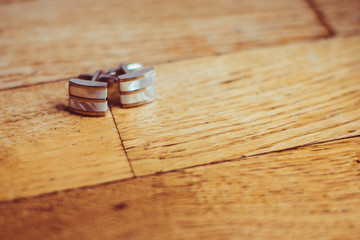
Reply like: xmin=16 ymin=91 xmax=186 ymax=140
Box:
xmin=55 ymin=103 xmax=70 ymax=113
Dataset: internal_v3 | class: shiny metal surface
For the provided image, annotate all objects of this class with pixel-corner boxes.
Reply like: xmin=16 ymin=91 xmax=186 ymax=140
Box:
xmin=118 ymin=67 xmax=155 ymax=82
xmin=119 ymin=73 xmax=156 ymax=92
xmin=69 ymin=78 xmax=107 ymax=99
xmin=120 ymin=85 xmax=156 ymax=107
xmin=69 ymin=78 xmax=108 ymax=88
xmin=126 ymin=63 xmax=143 ymax=71
xmin=69 ymin=96 xmax=108 ymax=115
xmin=69 ymin=85 xmax=107 ymax=100
xmin=69 ymin=65 xmax=156 ymax=114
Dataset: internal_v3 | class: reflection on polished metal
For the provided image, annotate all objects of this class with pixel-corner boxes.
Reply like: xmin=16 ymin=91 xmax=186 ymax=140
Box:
xmin=69 ymin=79 xmax=107 ymax=99
xmin=68 ymin=70 xmax=108 ymax=116
xmin=119 ymin=73 xmax=156 ymax=92
xmin=69 ymin=96 xmax=108 ymax=116
xmin=118 ymin=67 xmax=155 ymax=82
xmin=120 ymin=85 xmax=157 ymax=108
xmin=126 ymin=63 xmax=143 ymax=71
xmin=118 ymin=67 xmax=156 ymax=91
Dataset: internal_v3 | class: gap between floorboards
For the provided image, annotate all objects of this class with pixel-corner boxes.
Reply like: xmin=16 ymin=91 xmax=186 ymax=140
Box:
xmin=1 ymin=134 xmax=359 ymax=204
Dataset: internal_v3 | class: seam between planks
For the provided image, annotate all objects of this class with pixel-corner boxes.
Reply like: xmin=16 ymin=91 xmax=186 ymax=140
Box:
xmin=305 ymin=0 xmax=335 ymax=37
xmin=133 ymin=134 xmax=360 ymax=177
xmin=0 ymin=36 xmax=336 ymax=93
xmin=108 ymin=104 xmax=136 ymax=177
xmin=4 ymin=133 xmax=359 ymax=204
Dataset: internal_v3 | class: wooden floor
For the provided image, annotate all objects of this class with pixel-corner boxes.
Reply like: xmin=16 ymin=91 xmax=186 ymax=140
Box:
xmin=0 ymin=0 xmax=359 ymax=239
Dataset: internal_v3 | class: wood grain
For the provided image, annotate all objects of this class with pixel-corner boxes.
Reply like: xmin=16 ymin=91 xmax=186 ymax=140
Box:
xmin=0 ymin=81 xmax=133 ymax=201
xmin=0 ymin=137 xmax=359 ymax=240
xmin=111 ymin=36 xmax=360 ymax=176
xmin=0 ymin=0 xmax=327 ymax=90
xmin=313 ymin=0 xmax=360 ymax=35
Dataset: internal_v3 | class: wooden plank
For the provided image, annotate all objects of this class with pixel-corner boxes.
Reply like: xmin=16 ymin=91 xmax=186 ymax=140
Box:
xmin=0 ymin=137 xmax=359 ymax=239
xmin=313 ymin=0 xmax=360 ymax=35
xmin=0 ymin=0 xmax=327 ymax=90
xmin=0 ymin=81 xmax=133 ymax=201
xmin=111 ymin=36 xmax=360 ymax=176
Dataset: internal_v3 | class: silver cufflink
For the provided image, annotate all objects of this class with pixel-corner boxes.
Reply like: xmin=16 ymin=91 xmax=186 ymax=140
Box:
xmin=117 ymin=67 xmax=157 ymax=108
xmin=68 ymin=63 xmax=157 ymax=116
xmin=69 ymin=70 xmax=108 ymax=116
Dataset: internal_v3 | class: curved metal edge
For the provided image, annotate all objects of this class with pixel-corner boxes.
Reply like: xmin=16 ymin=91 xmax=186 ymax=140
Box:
xmin=118 ymin=67 xmax=155 ymax=82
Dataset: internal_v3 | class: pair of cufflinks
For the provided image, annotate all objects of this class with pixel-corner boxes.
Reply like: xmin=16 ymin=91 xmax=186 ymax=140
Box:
xmin=68 ymin=63 xmax=157 ymax=116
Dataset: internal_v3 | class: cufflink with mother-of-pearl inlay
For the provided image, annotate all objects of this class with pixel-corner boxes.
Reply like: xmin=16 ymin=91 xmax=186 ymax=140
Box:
xmin=68 ymin=63 xmax=157 ymax=116
xmin=116 ymin=67 xmax=157 ymax=108
xmin=68 ymin=70 xmax=109 ymax=116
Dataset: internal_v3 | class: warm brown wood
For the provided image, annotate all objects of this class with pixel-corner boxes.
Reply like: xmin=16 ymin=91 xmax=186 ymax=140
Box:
xmin=1 ymin=0 xmax=360 ymax=238
xmin=0 ymin=81 xmax=133 ymax=201
xmin=0 ymin=137 xmax=359 ymax=240
xmin=313 ymin=0 xmax=360 ymax=35
xmin=111 ymin=36 xmax=360 ymax=176
xmin=0 ymin=0 xmax=328 ymax=90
